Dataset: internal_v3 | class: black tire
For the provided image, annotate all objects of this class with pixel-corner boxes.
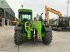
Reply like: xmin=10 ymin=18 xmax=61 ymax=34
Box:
xmin=42 ymin=30 xmax=52 ymax=45
xmin=14 ymin=31 xmax=23 ymax=45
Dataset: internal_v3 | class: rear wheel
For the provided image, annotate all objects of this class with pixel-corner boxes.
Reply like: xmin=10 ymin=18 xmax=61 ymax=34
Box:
xmin=14 ymin=30 xmax=23 ymax=45
xmin=42 ymin=28 xmax=52 ymax=45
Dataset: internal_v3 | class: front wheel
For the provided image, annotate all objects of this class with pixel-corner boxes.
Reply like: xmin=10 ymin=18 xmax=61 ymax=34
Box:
xmin=42 ymin=31 xmax=52 ymax=45
xmin=14 ymin=30 xmax=23 ymax=45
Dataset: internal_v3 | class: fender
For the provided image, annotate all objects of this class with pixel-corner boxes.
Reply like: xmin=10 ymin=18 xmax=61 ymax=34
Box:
xmin=15 ymin=24 xmax=22 ymax=31
xmin=45 ymin=26 xmax=52 ymax=31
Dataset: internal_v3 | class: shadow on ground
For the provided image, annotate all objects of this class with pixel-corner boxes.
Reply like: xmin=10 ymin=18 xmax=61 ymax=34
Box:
xmin=18 ymin=40 xmax=51 ymax=47
xmin=52 ymin=29 xmax=70 ymax=32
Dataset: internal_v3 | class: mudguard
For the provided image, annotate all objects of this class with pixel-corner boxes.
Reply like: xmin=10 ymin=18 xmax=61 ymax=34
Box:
xmin=15 ymin=25 xmax=22 ymax=31
xmin=45 ymin=26 xmax=52 ymax=31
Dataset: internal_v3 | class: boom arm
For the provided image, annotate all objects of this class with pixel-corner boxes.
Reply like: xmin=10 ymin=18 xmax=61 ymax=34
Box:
xmin=45 ymin=6 xmax=62 ymax=24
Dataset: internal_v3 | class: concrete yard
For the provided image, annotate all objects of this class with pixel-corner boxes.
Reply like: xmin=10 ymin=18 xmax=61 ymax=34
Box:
xmin=0 ymin=26 xmax=70 ymax=52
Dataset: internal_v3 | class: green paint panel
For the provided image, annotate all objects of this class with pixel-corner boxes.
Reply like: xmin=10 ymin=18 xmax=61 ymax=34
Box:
xmin=32 ymin=20 xmax=42 ymax=37
xmin=18 ymin=9 xmax=32 ymax=13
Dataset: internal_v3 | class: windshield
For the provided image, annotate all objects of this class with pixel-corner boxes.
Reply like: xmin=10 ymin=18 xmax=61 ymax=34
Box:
xmin=21 ymin=14 xmax=31 ymax=20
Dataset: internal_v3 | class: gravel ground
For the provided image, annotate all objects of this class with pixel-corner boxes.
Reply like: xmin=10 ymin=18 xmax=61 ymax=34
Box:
xmin=0 ymin=26 xmax=70 ymax=52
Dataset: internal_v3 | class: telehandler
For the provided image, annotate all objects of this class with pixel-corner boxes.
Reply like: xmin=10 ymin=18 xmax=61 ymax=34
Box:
xmin=14 ymin=8 xmax=52 ymax=45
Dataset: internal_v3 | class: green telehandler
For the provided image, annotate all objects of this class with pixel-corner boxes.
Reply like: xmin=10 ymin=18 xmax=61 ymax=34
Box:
xmin=14 ymin=8 xmax=52 ymax=45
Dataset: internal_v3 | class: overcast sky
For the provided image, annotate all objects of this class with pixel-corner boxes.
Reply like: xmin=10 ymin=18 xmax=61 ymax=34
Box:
xmin=6 ymin=0 xmax=70 ymax=19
